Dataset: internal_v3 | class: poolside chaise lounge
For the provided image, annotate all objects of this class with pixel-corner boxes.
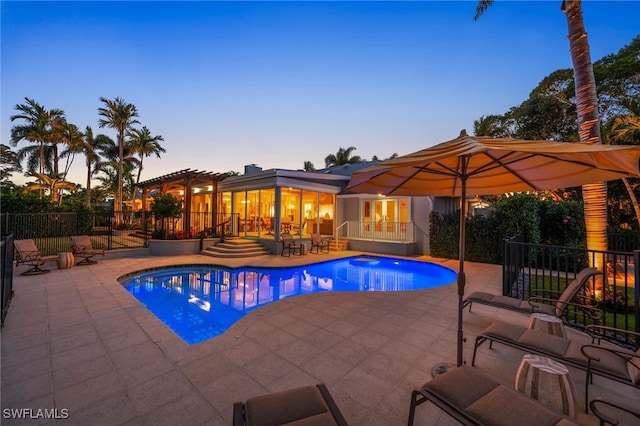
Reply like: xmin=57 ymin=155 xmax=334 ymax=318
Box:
xmin=463 ymin=267 xmax=601 ymax=320
xmin=472 ymin=321 xmax=640 ymax=411
xmin=71 ymin=235 xmax=105 ymax=265
xmin=589 ymin=398 xmax=640 ymax=425
xmin=14 ymin=239 xmax=58 ymax=275
xmin=408 ymin=365 xmax=581 ymax=426
xmin=233 ymin=383 xmax=348 ymax=426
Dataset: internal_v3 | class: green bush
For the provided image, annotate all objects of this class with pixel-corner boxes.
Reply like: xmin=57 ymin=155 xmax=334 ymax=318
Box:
xmin=429 ymin=195 xmax=594 ymax=264
xmin=494 ymin=193 xmax=541 ymax=244
xmin=538 ymin=200 xmax=585 ymax=247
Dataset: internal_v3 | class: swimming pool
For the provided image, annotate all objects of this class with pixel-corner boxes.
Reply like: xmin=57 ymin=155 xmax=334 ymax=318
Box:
xmin=120 ymin=256 xmax=456 ymax=345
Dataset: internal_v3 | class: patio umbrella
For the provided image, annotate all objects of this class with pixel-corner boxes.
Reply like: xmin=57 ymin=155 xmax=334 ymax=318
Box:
xmin=346 ymin=130 xmax=640 ymax=367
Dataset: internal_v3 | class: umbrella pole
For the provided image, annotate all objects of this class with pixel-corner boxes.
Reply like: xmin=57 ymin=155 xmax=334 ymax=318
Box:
xmin=457 ymin=176 xmax=467 ymax=367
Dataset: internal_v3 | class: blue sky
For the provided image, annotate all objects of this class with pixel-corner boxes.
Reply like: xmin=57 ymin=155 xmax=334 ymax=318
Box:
xmin=2 ymin=1 xmax=639 ymax=186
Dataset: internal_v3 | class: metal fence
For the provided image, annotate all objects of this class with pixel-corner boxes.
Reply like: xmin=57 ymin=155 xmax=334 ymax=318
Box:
xmin=503 ymin=239 xmax=639 ymax=346
xmin=0 ymin=211 xmax=241 ymax=256
xmin=1 ymin=212 xmax=146 ymax=255
xmin=1 ymin=233 xmax=14 ymax=325
xmin=147 ymin=211 xmax=239 ymax=239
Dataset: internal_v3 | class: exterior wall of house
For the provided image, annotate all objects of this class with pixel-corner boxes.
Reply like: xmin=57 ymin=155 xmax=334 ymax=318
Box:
xmin=412 ymin=196 xmax=434 ymax=256
xmin=335 ymin=194 xmax=434 ymax=256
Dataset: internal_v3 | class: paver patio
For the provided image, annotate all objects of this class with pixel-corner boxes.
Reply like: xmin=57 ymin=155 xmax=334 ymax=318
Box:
xmin=2 ymin=251 xmax=638 ymax=425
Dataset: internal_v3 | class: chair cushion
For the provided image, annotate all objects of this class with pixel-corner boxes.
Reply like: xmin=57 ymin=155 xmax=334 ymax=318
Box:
xmin=421 ymin=367 xmax=577 ymax=426
xmin=518 ymin=329 xmax=571 ymax=358
xmin=483 ymin=321 xmax=529 ymax=342
xmin=482 ymin=321 xmax=634 ymax=384
xmin=465 ymin=385 xmax=565 ymax=426
xmin=629 ymin=348 xmax=640 ymax=385
xmin=422 ymin=365 xmax=499 ymax=409
xmin=244 ymin=385 xmax=331 ymax=426
xmin=588 ymin=343 xmax=636 ymax=380
xmin=466 ymin=292 xmax=531 ymax=311
xmin=283 ymin=412 xmax=337 ymax=426
xmin=529 ymin=302 xmax=556 ymax=316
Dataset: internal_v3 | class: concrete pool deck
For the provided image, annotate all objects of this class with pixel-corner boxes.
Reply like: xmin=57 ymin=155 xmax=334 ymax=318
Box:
xmin=2 ymin=251 xmax=638 ymax=425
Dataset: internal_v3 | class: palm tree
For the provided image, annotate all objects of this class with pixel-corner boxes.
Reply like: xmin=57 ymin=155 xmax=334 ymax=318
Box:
xmin=97 ymin=97 xmax=139 ymax=218
xmin=127 ymin=126 xmax=165 ymax=193
xmin=610 ymin=97 xmax=640 ymax=226
xmin=611 ymin=98 xmax=640 ymax=144
xmin=21 ymin=172 xmax=78 ymax=205
xmin=58 ymin=122 xmax=85 ymax=181
xmin=324 ymin=146 xmax=363 ymax=168
xmin=10 ymin=98 xmax=65 ymax=197
xmin=100 ymin=138 xmax=141 ymax=172
xmin=95 ymin=161 xmax=136 ymax=204
xmin=0 ymin=144 xmax=22 ymax=186
xmin=476 ymin=0 xmax=608 ymax=267
xmin=81 ymin=126 xmax=113 ymax=206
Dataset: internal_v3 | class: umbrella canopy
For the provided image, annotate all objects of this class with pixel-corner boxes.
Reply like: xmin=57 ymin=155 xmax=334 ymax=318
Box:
xmin=346 ymin=131 xmax=640 ymax=367
xmin=347 ymin=133 xmax=640 ymax=197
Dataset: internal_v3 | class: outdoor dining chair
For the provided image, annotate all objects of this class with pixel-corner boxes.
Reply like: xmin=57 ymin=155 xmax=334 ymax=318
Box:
xmin=281 ymin=232 xmax=303 ymax=256
xmin=310 ymin=232 xmax=330 ymax=254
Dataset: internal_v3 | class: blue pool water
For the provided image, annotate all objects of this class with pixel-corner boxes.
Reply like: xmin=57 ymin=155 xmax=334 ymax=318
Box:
xmin=120 ymin=256 xmax=456 ymax=345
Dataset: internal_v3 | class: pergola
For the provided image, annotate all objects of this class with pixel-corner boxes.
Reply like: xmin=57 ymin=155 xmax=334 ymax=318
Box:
xmin=139 ymin=169 xmax=226 ymax=234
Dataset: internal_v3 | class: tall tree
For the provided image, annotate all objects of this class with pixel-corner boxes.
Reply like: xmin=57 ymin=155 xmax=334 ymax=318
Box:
xmin=97 ymin=97 xmax=139 ymax=216
xmin=611 ymin=98 xmax=640 ymax=144
xmin=0 ymin=144 xmax=22 ymax=186
xmin=10 ymin=98 xmax=65 ymax=197
xmin=81 ymin=126 xmax=113 ymax=206
xmin=95 ymin=161 xmax=136 ymax=203
xmin=324 ymin=146 xmax=363 ymax=168
xmin=303 ymin=161 xmax=315 ymax=171
xmin=562 ymin=0 xmax=608 ymax=264
xmin=127 ymin=126 xmax=165 ymax=192
xmin=58 ymin=122 xmax=85 ymax=181
xmin=476 ymin=0 xmax=609 ymax=268
xmin=609 ymin=97 xmax=640 ymax=227
xmin=21 ymin=172 xmax=77 ymax=204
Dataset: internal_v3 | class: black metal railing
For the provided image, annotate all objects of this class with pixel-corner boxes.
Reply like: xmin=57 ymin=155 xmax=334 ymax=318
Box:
xmin=1 ymin=212 xmax=147 ymax=254
xmin=148 ymin=211 xmax=239 ymax=239
xmin=503 ymin=239 xmax=639 ymax=346
xmin=1 ymin=233 xmax=15 ymax=325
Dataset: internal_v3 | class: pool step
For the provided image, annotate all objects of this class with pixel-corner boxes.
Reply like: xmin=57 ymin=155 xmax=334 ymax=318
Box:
xmin=201 ymin=239 xmax=271 ymax=258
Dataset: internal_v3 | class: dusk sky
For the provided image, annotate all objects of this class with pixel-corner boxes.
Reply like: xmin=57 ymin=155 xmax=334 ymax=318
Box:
xmin=2 ymin=1 xmax=639 ymax=187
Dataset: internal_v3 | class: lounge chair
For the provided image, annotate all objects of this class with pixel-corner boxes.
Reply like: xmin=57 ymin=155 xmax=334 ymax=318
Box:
xmin=71 ymin=235 xmax=105 ymax=265
xmin=472 ymin=321 xmax=640 ymax=412
xmin=310 ymin=232 xmax=330 ymax=254
xmin=463 ymin=267 xmax=601 ymax=321
xmin=14 ymin=239 xmax=58 ymax=275
xmin=589 ymin=398 xmax=640 ymax=426
xmin=233 ymin=383 xmax=348 ymax=426
xmin=408 ymin=365 xmax=580 ymax=426
xmin=281 ymin=232 xmax=303 ymax=256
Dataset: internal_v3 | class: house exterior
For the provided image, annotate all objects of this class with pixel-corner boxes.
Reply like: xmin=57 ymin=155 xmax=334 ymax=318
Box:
xmin=140 ymin=163 xmax=465 ymax=256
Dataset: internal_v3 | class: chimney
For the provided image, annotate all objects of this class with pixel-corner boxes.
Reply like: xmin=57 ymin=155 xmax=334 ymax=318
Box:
xmin=244 ymin=164 xmax=262 ymax=175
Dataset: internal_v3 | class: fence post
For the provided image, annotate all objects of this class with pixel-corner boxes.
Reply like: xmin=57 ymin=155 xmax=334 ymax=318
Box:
xmin=1 ymin=233 xmax=15 ymax=325
xmin=108 ymin=216 xmax=113 ymax=250
xmin=635 ymin=250 xmax=640 ymax=334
